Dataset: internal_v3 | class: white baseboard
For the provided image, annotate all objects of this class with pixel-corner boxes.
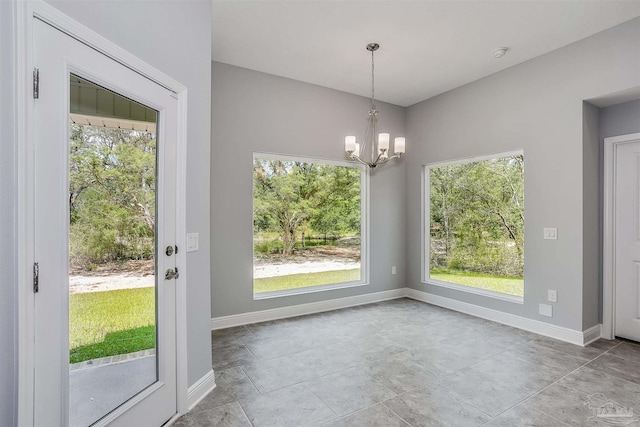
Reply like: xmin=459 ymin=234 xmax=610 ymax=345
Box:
xmin=405 ymin=288 xmax=600 ymax=347
xmin=210 ymin=286 xmax=602 ymax=348
xmin=211 ymin=288 xmax=405 ymax=330
xmin=187 ymin=369 xmax=216 ymax=411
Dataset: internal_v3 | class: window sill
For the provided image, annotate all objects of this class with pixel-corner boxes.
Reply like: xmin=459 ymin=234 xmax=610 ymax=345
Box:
xmin=253 ymin=280 xmax=368 ymax=300
xmin=422 ymin=278 xmax=524 ymax=304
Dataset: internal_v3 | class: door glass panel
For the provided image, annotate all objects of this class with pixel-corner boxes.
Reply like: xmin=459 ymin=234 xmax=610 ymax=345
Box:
xmin=68 ymin=74 xmax=158 ymax=426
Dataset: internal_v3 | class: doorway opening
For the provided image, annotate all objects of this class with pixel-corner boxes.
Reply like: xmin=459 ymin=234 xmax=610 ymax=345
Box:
xmin=21 ymin=5 xmax=188 ymax=425
xmin=603 ymin=131 xmax=640 ymax=342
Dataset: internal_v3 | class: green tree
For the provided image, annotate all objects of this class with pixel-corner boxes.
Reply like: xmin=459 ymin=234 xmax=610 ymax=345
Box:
xmin=429 ymin=155 xmax=524 ymax=277
xmin=253 ymin=159 xmax=361 ymax=256
xmin=310 ymin=165 xmax=361 ymax=241
xmin=69 ymin=124 xmax=156 ymax=265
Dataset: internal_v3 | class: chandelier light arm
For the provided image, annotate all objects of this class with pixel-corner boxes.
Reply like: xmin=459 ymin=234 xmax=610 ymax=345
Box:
xmin=349 ymin=154 xmax=375 ymax=168
xmin=375 ymin=153 xmax=403 ymax=165
xmin=374 ymin=150 xmax=386 ymax=164
xmin=349 ymin=152 xmax=403 ymax=169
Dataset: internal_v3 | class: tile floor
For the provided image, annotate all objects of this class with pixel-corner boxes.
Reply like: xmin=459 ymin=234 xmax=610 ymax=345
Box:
xmin=174 ymin=298 xmax=640 ymax=427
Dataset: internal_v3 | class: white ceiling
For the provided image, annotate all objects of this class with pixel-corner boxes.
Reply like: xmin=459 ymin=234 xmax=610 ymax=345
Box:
xmin=212 ymin=1 xmax=640 ymax=107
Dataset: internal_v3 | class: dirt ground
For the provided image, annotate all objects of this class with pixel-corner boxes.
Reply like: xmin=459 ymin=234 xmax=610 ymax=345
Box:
xmin=253 ymin=246 xmax=360 ymax=278
xmin=254 ymin=259 xmax=359 ymax=279
xmin=254 ymin=245 xmax=360 ymax=265
xmin=71 ymin=246 xmax=361 ymax=293
xmin=69 ymin=274 xmax=155 ymax=294
xmin=70 ymin=259 xmax=154 ymax=277
xmin=69 ymin=260 xmax=154 ymax=294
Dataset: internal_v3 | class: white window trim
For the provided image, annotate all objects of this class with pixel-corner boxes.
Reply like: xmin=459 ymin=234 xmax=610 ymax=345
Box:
xmin=254 ymin=281 xmax=369 ymax=300
xmin=252 ymin=152 xmax=369 ymax=299
xmin=426 ymin=278 xmax=524 ymax=304
xmin=421 ymin=150 xmax=525 ymax=304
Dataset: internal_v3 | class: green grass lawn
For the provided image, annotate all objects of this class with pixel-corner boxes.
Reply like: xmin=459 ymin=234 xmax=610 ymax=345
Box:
xmin=69 ymin=287 xmax=155 ymax=364
xmin=429 ymin=268 xmax=523 ymax=297
xmin=254 ymin=269 xmax=360 ymax=293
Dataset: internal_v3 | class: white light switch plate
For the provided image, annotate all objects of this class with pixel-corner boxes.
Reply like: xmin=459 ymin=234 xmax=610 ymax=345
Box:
xmin=544 ymin=228 xmax=557 ymax=240
xmin=186 ymin=233 xmax=199 ymax=252
xmin=391 ymin=266 xmax=396 ymax=275
xmin=548 ymin=290 xmax=557 ymax=303
xmin=539 ymin=304 xmax=553 ymax=317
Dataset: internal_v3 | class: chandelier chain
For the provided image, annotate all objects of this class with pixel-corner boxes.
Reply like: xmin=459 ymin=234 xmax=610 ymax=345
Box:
xmin=371 ymin=48 xmax=375 ymax=110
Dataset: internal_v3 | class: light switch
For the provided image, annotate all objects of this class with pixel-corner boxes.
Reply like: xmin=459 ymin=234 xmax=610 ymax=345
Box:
xmin=548 ymin=290 xmax=557 ymax=303
xmin=544 ymin=228 xmax=557 ymax=240
xmin=391 ymin=266 xmax=397 ymax=275
xmin=187 ymin=233 xmax=199 ymax=252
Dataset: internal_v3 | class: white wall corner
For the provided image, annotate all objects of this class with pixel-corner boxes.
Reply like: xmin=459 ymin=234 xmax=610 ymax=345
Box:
xmin=582 ymin=324 xmax=602 ymax=346
xmin=211 ymin=288 xmax=406 ymax=330
xmin=186 ymin=369 xmax=216 ymax=411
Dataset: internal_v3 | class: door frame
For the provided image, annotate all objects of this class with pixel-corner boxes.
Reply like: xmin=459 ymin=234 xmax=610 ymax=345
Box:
xmin=602 ymin=132 xmax=640 ymax=340
xmin=16 ymin=1 xmax=189 ymax=425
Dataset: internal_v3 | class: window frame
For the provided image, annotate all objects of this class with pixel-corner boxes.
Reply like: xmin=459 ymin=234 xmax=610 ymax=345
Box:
xmin=422 ymin=150 xmax=525 ymax=304
xmin=252 ymin=152 xmax=369 ymax=300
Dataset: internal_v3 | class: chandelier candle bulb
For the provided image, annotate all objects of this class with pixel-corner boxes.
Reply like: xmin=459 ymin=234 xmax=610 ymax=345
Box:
xmin=394 ymin=137 xmax=405 ymax=154
xmin=345 ymin=136 xmax=356 ymax=153
xmin=378 ymin=133 xmax=390 ymax=152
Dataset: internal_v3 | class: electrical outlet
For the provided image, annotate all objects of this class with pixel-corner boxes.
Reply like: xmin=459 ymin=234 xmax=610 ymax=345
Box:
xmin=391 ymin=266 xmax=397 ymax=275
xmin=187 ymin=233 xmax=199 ymax=252
xmin=548 ymin=290 xmax=557 ymax=303
xmin=544 ymin=228 xmax=558 ymax=240
xmin=539 ymin=304 xmax=553 ymax=317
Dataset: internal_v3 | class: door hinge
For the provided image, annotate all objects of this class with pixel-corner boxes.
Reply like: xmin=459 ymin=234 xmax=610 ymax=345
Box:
xmin=33 ymin=68 xmax=39 ymax=99
xmin=33 ymin=262 xmax=39 ymax=293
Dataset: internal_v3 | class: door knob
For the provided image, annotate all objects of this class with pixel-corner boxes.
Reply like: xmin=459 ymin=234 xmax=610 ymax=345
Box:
xmin=164 ymin=267 xmax=179 ymax=280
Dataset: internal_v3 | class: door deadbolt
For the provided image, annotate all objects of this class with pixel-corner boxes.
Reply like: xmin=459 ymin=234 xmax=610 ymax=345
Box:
xmin=166 ymin=246 xmax=174 ymax=256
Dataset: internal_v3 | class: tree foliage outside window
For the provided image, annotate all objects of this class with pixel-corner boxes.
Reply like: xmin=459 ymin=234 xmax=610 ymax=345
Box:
xmin=69 ymin=124 xmax=157 ymax=268
xmin=253 ymin=156 xmax=363 ymax=294
xmin=428 ymin=154 xmax=524 ymax=297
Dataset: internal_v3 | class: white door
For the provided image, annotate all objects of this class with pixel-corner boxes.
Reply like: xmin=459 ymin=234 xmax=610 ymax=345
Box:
xmin=615 ymin=138 xmax=640 ymax=342
xmin=33 ymin=17 xmax=178 ymax=426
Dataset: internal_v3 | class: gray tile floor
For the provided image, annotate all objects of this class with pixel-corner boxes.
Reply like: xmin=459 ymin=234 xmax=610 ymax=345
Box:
xmin=174 ymin=298 xmax=640 ymax=427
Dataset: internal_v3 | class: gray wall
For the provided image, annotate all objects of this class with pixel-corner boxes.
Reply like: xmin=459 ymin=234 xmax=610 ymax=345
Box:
xmin=0 ymin=0 xmax=17 ymax=425
xmin=406 ymin=18 xmax=640 ymax=331
xmin=600 ymin=99 xmax=640 ymax=138
xmin=583 ymin=102 xmax=600 ymax=329
xmin=211 ymin=62 xmax=407 ymax=318
xmin=44 ymin=0 xmax=213 ymax=386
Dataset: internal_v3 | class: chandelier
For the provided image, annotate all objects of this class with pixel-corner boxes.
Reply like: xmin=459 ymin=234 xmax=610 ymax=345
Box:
xmin=345 ymin=43 xmax=405 ymax=168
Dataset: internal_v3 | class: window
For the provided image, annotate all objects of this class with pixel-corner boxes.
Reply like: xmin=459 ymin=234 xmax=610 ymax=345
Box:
xmin=425 ymin=152 xmax=524 ymax=300
xmin=253 ymin=154 xmax=367 ymax=298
